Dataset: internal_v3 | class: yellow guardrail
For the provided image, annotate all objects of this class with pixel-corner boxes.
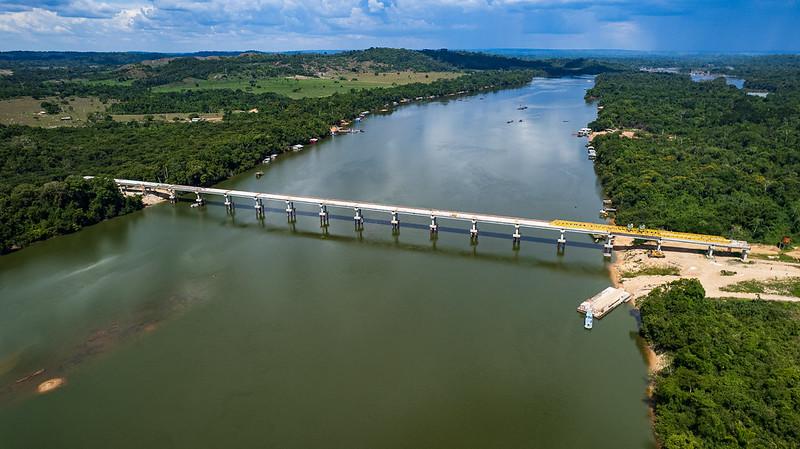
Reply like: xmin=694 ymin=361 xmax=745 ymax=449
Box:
xmin=549 ymin=220 xmax=732 ymax=245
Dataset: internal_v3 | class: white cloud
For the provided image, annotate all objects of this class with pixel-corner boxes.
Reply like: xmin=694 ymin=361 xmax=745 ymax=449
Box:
xmin=367 ymin=0 xmax=385 ymax=13
xmin=0 ymin=1 xmax=795 ymax=51
xmin=0 ymin=7 xmax=82 ymax=33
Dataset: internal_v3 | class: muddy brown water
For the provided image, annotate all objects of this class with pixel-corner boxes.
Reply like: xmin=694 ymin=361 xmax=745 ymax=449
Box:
xmin=0 ymin=77 xmax=655 ymax=448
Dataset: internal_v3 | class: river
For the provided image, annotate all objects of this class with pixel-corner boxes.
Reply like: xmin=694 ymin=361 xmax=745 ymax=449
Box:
xmin=0 ymin=77 xmax=655 ymax=448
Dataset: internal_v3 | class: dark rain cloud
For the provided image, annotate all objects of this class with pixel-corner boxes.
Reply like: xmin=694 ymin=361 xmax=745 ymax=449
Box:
xmin=0 ymin=0 xmax=797 ymax=52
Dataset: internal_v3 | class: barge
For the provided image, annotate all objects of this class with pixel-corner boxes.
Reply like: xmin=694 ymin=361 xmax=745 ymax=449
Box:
xmin=577 ymin=287 xmax=631 ymax=319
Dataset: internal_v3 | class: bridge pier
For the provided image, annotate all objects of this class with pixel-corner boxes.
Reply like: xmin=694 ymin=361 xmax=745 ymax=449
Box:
xmin=319 ymin=204 xmax=329 ymax=226
xmin=391 ymin=211 xmax=399 ymax=234
xmin=104 ymin=179 xmax=750 ymax=260
xmin=354 ymin=207 xmax=364 ymax=230
xmin=557 ymin=230 xmax=566 ymax=254
xmin=512 ymin=224 xmax=521 ymax=249
xmin=224 ymin=194 xmax=234 ymax=213
xmin=254 ymin=197 xmax=264 ymax=219
xmin=429 ymin=215 xmax=439 ymax=235
xmin=286 ymin=200 xmax=296 ymax=222
xmin=470 ymin=219 xmax=479 ymax=243
xmin=603 ymin=235 xmax=615 ymax=259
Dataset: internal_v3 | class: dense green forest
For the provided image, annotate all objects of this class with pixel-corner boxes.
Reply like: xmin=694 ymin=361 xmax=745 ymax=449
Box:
xmin=639 ymin=279 xmax=800 ymax=448
xmin=0 ymin=176 xmax=142 ymax=253
xmin=586 ymin=68 xmax=800 ymax=243
xmin=0 ymin=69 xmax=534 ymax=253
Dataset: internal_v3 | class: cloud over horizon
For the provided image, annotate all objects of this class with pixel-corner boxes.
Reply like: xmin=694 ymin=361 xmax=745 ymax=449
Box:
xmin=1 ymin=0 xmax=798 ymax=52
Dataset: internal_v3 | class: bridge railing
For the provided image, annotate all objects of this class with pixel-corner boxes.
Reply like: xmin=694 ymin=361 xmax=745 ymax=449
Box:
xmin=100 ymin=177 xmax=750 ymax=258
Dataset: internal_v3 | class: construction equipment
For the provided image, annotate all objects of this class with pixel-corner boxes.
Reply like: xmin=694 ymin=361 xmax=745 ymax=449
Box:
xmin=647 ymin=249 xmax=666 ymax=258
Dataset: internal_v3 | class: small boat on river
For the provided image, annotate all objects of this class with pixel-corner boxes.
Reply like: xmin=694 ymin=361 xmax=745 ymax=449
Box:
xmin=584 ymin=307 xmax=594 ymax=329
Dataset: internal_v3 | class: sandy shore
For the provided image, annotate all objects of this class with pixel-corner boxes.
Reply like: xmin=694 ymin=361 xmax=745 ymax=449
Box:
xmin=588 ymin=129 xmax=637 ymax=142
xmin=611 ymin=237 xmax=800 ymax=375
xmin=37 ymin=378 xmax=65 ymax=394
xmin=611 ymin=237 xmax=800 ymax=303
xmin=124 ymin=191 xmax=167 ymax=207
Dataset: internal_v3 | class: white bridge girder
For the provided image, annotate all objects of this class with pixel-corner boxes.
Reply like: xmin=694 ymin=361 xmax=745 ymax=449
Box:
xmin=99 ymin=177 xmax=750 ymax=255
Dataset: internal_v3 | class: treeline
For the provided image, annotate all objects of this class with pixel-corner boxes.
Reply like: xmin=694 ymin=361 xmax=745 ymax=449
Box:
xmin=0 ymin=70 xmax=534 ymax=253
xmin=128 ymin=54 xmax=316 ymax=88
xmin=124 ymin=48 xmax=613 ymax=89
xmin=339 ymin=48 xmax=453 ymax=72
xmin=420 ymin=49 xmax=617 ymax=75
xmin=108 ymin=69 xmax=531 ymax=115
xmin=586 ymin=71 xmax=800 ymax=243
xmin=0 ymin=176 xmax=142 ymax=254
xmin=108 ymin=90 xmax=291 ymax=114
xmin=0 ymin=51 xmax=179 ymax=66
xmin=0 ymin=48 xmax=616 ymax=99
xmin=0 ymin=69 xmax=133 ymax=101
xmin=732 ymin=55 xmax=800 ymax=92
xmin=639 ymin=279 xmax=800 ymax=448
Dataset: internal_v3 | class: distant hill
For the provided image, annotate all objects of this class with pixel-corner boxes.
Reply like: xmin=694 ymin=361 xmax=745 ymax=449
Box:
xmin=0 ymin=51 xmax=257 ymax=67
xmin=0 ymin=48 xmax=620 ymax=99
xmin=113 ymin=48 xmax=618 ymax=88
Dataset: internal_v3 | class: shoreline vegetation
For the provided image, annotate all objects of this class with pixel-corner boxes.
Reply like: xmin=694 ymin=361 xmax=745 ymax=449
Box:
xmin=0 ymin=48 xmax=617 ymax=254
xmin=591 ymin=55 xmax=800 ymax=448
xmin=0 ymin=70 xmax=532 ymax=254
xmin=586 ymin=66 xmax=800 ymax=245
xmin=635 ymin=279 xmax=800 ymax=448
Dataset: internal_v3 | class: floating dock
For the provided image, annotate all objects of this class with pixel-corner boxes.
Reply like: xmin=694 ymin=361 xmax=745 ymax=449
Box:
xmin=577 ymin=287 xmax=631 ymax=318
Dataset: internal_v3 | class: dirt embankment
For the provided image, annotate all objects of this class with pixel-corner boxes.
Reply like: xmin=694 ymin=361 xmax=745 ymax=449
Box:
xmin=613 ymin=238 xmax=800 ymax=379
xmin=610 ymin=237 xmax=800 ymax=304
xmin=123 ymin=191 xmax=167 ymax=207
xmin=589 ymin=129 xmax=638 ymax=142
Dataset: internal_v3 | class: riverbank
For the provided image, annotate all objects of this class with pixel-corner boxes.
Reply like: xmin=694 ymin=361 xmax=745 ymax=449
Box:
xmin=0 ymin=77 xmax=656 ymax=449
xmin=617 ymin=239 xmax=800 ymax=446
xmin=634 ymin=276 xmax=800 ymax=448
xmin=611 ymin=237 xmax=800 ymax=303
xmin=123 ymin=191 xmax=167 ymax=207
xmin=1 ymin=70 xmax=537 ymax=256
xmin=611 ymin=237 xmax=800 ymax=375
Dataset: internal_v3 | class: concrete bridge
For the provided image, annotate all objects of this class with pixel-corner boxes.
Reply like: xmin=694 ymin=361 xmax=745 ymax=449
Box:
xmin=103 ymin=178 xmax=751 ymax=260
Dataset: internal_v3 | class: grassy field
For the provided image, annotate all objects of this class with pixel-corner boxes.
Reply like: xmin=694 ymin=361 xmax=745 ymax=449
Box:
xmin=0 ymin=96 xmax=109 ymax=127
xmin=620 ymin=265 xmax=681 ymax=278
xmin=720 ymin=277 xmax=800 ymax=297
xmin=0 ymin=71 xmax=461 ymax=125
xmin=0 ymin=96 xmax=225 ymax=126
xmin=152 ymin=71 xmax=461 ymax=98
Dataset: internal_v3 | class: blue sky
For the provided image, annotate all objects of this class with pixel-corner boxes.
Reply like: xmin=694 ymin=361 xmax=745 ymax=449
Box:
xmin=1 ymin=1 xmax=798 ymax=52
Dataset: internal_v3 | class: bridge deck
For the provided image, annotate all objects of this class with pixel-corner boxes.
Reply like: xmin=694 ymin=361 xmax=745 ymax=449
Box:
xmin=107 ymin=178 xmax=749 ymax=251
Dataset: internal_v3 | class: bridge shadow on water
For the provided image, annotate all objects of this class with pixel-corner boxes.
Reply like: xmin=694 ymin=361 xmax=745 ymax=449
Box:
xmin=193 ymin=200 xmax=611 ymax=278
